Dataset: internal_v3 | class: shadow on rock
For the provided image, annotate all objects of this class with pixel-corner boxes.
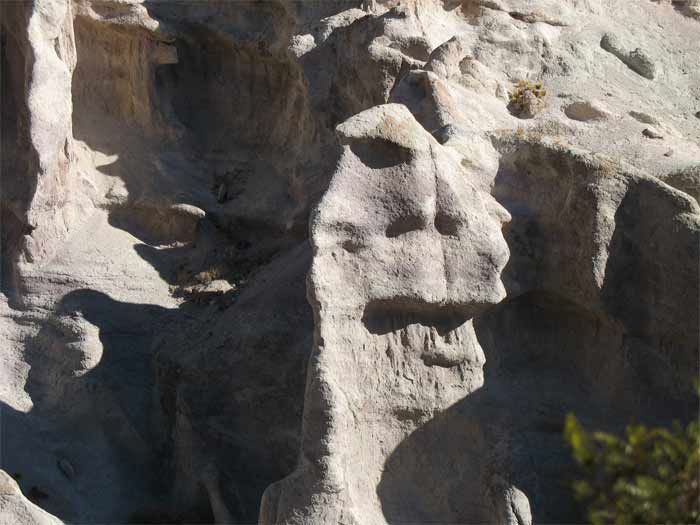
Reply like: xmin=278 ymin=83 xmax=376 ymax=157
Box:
xmin=378 ymin=291 xmax=696 ymax=523
xmin=1 ymin=289 xmax=214 ymax=523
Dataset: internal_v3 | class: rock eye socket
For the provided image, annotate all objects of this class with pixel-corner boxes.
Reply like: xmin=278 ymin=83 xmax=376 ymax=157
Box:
xmin=385 ymin=215 xmax=425 ymax=238
xmin=434 ymin=212 xmax=460 ymax=237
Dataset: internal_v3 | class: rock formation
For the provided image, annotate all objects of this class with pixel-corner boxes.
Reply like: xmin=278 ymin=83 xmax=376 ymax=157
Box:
xmin=0 ymin=470 xmax=61 ymax=525
xmin=260 ymin=103 xmax=525 ymax=524
xmin=0 ymin=0 xmax=698 ymax=523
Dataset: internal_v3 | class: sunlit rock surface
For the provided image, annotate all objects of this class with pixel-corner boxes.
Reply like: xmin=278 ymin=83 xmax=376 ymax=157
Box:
xmin=1 ymin=1 xmax=697 ymax=523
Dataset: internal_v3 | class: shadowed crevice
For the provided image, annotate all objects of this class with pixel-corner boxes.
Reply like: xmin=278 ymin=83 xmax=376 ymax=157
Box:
xmin=362 ymin=300 xmax=470 ymax=336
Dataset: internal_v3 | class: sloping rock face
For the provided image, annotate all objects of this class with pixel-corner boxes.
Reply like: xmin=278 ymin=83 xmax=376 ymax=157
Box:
xmin=0 ymin=0 xmax=698 ymax=524
xmin=0 ymin=470 xmax=62 ymax=525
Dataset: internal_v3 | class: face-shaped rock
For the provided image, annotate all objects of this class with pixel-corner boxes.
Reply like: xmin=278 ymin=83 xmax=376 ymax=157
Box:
xmin=309 ymin=104 xmax=510 ymax=316
xmin=260 ymin=105 xmax=515 ymax=525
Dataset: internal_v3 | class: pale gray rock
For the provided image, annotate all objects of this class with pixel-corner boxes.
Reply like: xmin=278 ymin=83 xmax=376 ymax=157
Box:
xmin=643 ymin=126 xmax=664 ymax=139
xmin=425 ymin=35 xmax=469 ymax=79
xmin=662 ymin=164 xmax=700 ymax=202
xmin=0 ymin=471 xmax=62 ymax=525
xmin=600 ymin=32 xmax=657 ymax=79
xmin=491 ymin=136 xmax=699 ymax=390
xmin=0 ymin=1 xmax=698 ymax=524
xmin=260 ymin=104 xmax=519 ymax=525
xmin=0 ymin=0 xmax=86 ymax=302
xmin=629 ymin=110 xmax=661 ymax=125
xmin=667 ymin=0 xmax=700 ymax=19
xmin=564 ymin=100 xmax=612 ymax=121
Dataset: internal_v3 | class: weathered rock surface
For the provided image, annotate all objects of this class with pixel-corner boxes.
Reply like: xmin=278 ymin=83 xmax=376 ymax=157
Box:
xmin=260 ymin=103 xmax=519 ymax=524
xmin=600 ymin=32 xmax=657 ymax=80
xmin=662 ymin=163 xmax=700 ymax=202
xmin=564 ymin=100 xmax=612 ymax=122
xmin=0 ymin=470 xmax=62 ymax=525
xmin=0 ymin=0 xmax=698 ymax=524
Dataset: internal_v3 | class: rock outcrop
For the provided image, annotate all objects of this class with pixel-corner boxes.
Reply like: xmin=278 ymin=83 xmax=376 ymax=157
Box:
xmin=260 ymin=103 xmax=525 ymax=524
xmin=1 ymin=0 xmax=698 ymax=523
xmin=0 ymin=470 xmax=62 ymax=525
xmin=1 ymin=0 xmax=83 ymax=301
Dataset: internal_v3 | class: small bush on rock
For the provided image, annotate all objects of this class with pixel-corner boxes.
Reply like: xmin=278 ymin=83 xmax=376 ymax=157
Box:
xmin=509 ymin=79 xmax=547 ymax=118
xmin=564 ymin=413 xmax=700 ymax=525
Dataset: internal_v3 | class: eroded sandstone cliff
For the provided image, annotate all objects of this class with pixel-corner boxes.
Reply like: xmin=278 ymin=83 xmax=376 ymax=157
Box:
xmin=0 ymin=1 xmax=698 ymax=524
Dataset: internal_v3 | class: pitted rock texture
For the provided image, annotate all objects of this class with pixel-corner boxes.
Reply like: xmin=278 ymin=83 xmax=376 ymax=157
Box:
xmin=0 ymin=0 xmax=698 ymax=524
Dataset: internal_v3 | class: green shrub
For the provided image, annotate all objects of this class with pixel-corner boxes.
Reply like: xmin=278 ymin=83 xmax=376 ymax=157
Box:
xmin=564 ymin=413 xmax=699 ymax=525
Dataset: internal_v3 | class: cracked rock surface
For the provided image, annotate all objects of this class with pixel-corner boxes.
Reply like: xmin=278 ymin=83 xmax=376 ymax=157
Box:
xmin=0 ymin=0 xmax=698 ymax=523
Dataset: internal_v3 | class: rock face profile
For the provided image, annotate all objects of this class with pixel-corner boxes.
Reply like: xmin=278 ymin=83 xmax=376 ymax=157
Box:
xmin=0 ymin=1 xmax=698 ymax=524
xmin=261 ymin=104 xmax=519 ymax=524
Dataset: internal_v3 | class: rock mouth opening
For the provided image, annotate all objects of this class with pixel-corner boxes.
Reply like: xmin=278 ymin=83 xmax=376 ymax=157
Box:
xmin=362 ymin=300 xmax=471 ymax=336
xmin=361 ymin=300 xmax=481 ymax=368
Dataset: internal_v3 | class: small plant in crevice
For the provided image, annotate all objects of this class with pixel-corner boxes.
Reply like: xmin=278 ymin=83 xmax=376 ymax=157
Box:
xmin=508 ymin=79 xmax=547 ymax=119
